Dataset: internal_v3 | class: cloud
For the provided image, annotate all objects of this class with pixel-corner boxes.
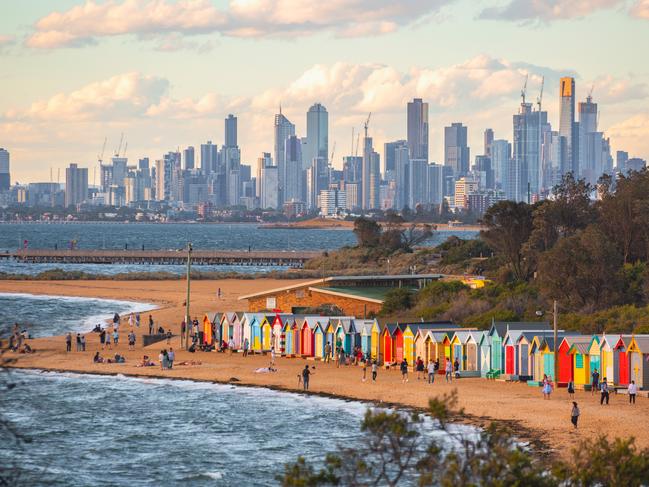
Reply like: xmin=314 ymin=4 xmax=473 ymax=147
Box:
xmin=631 ymin=0 xmax=649 ymax=18
xmin=479 ymin=0 xmax=624 ymax=22
xmin=0 ymin=34 xmax=15 ymax=52
xmin=25 ymin=0 xmax=452 ymax=48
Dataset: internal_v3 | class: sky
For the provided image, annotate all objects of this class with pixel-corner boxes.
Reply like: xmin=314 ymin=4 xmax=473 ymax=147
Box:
xmin=1 ymin=0 xmax=649 ymax=183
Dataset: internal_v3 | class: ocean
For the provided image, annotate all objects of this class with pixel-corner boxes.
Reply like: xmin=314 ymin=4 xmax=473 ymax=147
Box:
xmin=0 ymin=222 xmax=478 ymax=276
xmin=0 ymin=293 xmax=156 ymax=338
xmin=0 ymin=370 xmax=460 ymax=486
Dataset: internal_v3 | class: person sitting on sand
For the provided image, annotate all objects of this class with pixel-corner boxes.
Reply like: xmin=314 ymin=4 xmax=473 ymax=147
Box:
xmin=21 ymin=344 xmax=34 ymax=354
xmin=113 ymin=354 xmax=125 ymax=363
xmin=93 ymin=352 xmax=104 ymax=363
xmin=254 ymin=367 xmax=277 ymax=373
xmin=157 ymin=326 xmax=165 ymax=335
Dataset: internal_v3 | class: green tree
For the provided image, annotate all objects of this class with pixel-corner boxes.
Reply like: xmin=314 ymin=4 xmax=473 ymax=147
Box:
xmin=353 ymin=217 xmax=381 ymax=248
xmin=480 ymin=201 xmax=534 ymax=281
xmin=380 ymin=288 xmax=414 ymax=316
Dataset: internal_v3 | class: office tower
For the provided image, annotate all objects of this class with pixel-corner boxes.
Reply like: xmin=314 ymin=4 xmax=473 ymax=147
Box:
xmin=394 ymin=145 xmax=409 ymax=210
xmin=0 ymin=148 xmax=9 ymax=191
xmin=225 ymin=114 xmax=237 ymax=147
xmin=444 ymin=123 xmax=470 ymax=177
xmin=284 ymin=136 xmax=304 ymax=203
xmin=541 ymin=131 xmax=564 ymax=192
xmin=319 ymin=188 xmax=347 ymax=217
xmin=183 ymin=146 xmax=195 ymax=170
xmin=200 ymin=141 xmax=218 ymax=176
xmin=578 ymin=93 xmax=601 ymax=184
xmin=343 ymin=156 xmax=362 ymax=184
xmin=257 ymin=153 xmax=278 ymax=209
xmin=65 ymin=163 xmax=88 ymax=207
xmin=427 ymin=163 xmax=443 ymax=206
xmin=454 ymin=177 xmax=479 ymax=209
xmin=407 ymin=98 xmax=429 ymax=162
xmin=307 ymin=157 xmax=330 ymax=209
xmin=513 ymin=102 xmax=548 ymax=201
xmin=304 ymin=103 xmax=328 ymax=171
xmin=559 ymin=77 xmax=577 ymax=175
xmin=345 ymin=183 xmax=360 ymax=210
xmin=474 ymin=155 xmax=494 ymax=190
xmin=111 ymin=156 xmax=128 ymax=187
xmin=484 ymin=129 xmax=494 ymax=158
xmin=155 ymin=152 xmax=177 ymax=201
xmin=240 ymin=164 xmax=251 ymax=183
xmin=222 ymin=145 xmax=241 ymax=205
xmin=408 ymin=159 xmax=428 ymax=209
xmin=361 ymin=130 xmax=378 ymax=210
xmin=384 ymin=140 xmax=407 ymax=175
xmin=274 ymin=109 xmax=296 ymax=203
xmin=617 ymin=151 xmax=629 ymax=174
xmin=369 ymin=151 xmax=381 ymax=210
xmin=491 ymin=140 xmax=511 ymax=189
xmin=442 ymin=165 xmax=455 ymax=197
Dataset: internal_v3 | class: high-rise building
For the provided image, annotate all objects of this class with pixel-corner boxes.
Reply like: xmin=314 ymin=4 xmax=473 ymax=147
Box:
xmin=200 ymin=141 xmax=218 ymax=176
xmin=484 ymin=129 xmax=494 ymax=158
xmin=407 ymin=98 xmax=429 ymax=162
xmin=408 ymin=159 xmax=428 ymax=209
xmin=225 ymin=114 xmax=237 ymax=148
xmin=274 ymin=110 xmax=296 ymax=203
xmin=512 ymin=102 xmax=548 ymax=201
xmin=384 ymin=140 xmax=407 ymax=175
xmin=304 ymin=103 xmax=328 ymax=171
xmin=307 ymin=157 xmax=329 ymax=210
xmin=578 ymin=94 xmax=601 ymax=184
xmin=473 ymin=155 xmax=494 ymax=190
xmin=156 ymin=152 xmax=178 ymax=201
xmin=361 ymin=131 xmax=379 ymax=210
xmin=183 ymin=146 xmax=195 ymax=170
xmin=616 ymin=151 xmax=629 ymax=174
xmin=319 ymin=188 xmax=347 ymax=217
xmin=454 ymin=177 xmax=479 ymax=210
xmin=491 ymin=139 xmax=511 ymax=189
xmin=394 ymin=145 xmax=409 ymax=210
xmin=559 ymin=77 xmax=578 ymax=175
xmin=427 ymin=163 xmax=443 ymax=206
xmin=258 ymin=153 xmax=279 ymax=209
xmin=65 ymin=163 xmax=88 ymax=207
xmin=284 ymin=135 xmax=304 ymax=203
xmin=444 ymin=123 xmax=470 ymax=177
xmin=0 ymin=148 xmax=9 ymax=191
xmin=111 ymin=156 xmax=128 ymax=188
xmin=342 ymin=156 xmax=362 ymax=185
xmin=369 ymin=151 xmax=381 ymax=210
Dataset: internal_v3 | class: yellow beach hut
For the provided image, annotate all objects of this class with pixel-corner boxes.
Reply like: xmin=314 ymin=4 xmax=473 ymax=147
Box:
xmin=403 ymin=325 xmax=416 ymax=366
xmin=569 ymin=341 xmax=591 ymax=387
xmin=600 ymin=335 xmax=619 ymax=385
xmin=628 ymin=336 xmax=649 ymax=390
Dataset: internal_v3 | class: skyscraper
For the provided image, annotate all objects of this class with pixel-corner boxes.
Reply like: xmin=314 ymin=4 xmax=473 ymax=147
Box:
xmin=408 ymin=159 xmax=428 ymax=209
xmin=616 ymin=150 xmax=629 ymax=174
xmin=491 ymin=139 xmax=511 ymax=190
xmin=384 ymin=140 xmax=407 ymax=176
xmin=65 ymin=163 xmax=88 ymax=207
xmin=559 ymin=77 xmax=577 ymax=175
xmin=394 ymin=145 xmax=409 ymax=210
xmin=407 ymin=98 xmax=429 ymax=162
xmin=274 ymin=109 xmax=296 ymax=203
xmin=444 ymin=123 xmax=470 ymax=177
xmin=578 ymin=94 xmax=600 ymax=184
xmin=284 ymin=135 xmax=304 ymax=203
xmin=200 ymin=141 xmax=218 ymax=176
xmin=225 ymin=114 xmax=237 ymax=148
xmin=361 ymin=131 xmax=379 ymax=210
xmin=183 ymin=146 xmax=195 ymax=170
xmin=484 ymin=129 xmax=494 ymax=158
xmin=513 ymin=102 xmax=548 ymax=201
xmin=0 ymin=148 xmax=9 ymax=191
xmin=304 ymin=103 xmax=328 ymax=171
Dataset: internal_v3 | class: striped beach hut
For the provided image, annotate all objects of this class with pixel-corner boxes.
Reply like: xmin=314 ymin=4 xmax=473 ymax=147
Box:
xmin=628 ymin=336 xmax=649 ymax=390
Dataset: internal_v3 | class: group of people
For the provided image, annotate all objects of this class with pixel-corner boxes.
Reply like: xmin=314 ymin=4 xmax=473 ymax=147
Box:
xmin=65 ymin=332 xmax=86 ymax=352
xmin=159 ymin=348 xmax=175 ymax=369
xmin=93 ymin=351 xmax=126 ymax=364
xmin=396 ymin=356 xmax=459 ymax=384
xmin=6 ymin=324 xmax=32 ymax=353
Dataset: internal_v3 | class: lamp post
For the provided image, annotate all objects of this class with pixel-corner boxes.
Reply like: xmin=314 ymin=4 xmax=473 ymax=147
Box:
xmin=184 ymin=242 xmax=192 ymax=351
xmin=536 ymin=299 xmax=559 ymax=382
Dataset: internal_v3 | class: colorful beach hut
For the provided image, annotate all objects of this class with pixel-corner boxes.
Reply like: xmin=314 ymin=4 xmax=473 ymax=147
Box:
xmin=587 ymin=336 xmax=602 ymax=380
xmin=334 ymin=317 xmax=358 ymax=355
xmin=478 ymin=333 xmax=491 ymax=377
xmin=380 ymin=324 xmax=398 ymax=365
xmin=429 ymin=332 xmax=450 ymax=369
xmin=403 ymin=325 xmax=417 ymax=365
xmin=600 ymin=335 xmax=619 ymax=385
xmin=414 ymin=329 xmax=429 ymax=365
xmin=283 ymin=317 xmax=297 ymax=355
xmin=450 ymin=331 xmax=470 ymax=370
xmin=557 ymin=336 xmax=589 ymax=384
xmin=515 ymin=332 xmax=538 ymax=379
xmin=628 ymin=336 xmax=649 ymax=390
xmin=313 ymin=322 xmax=327 ymax=359
xmin=465 ymin=331 xmax=484 ymax=374
xmin=568 ymin=341 xmax=591 ymax=387
xmin=614 ymin=336 xmax=632 ymax=386
xmin=298 ymin=317 xmax=318 ymax=357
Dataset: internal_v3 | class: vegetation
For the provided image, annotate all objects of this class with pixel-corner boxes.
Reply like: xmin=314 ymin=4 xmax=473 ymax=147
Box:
xmin=278 ymin=391 xmax=649 ymax=486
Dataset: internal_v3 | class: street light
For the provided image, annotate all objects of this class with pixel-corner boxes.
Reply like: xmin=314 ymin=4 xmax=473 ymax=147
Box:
xmin=184 ymin=242 xmax=192 ymax=351
xmin=536 ymin=300 xmax=559 ymax=383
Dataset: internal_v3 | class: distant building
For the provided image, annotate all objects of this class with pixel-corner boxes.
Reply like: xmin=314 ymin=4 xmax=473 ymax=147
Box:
xmin=284 ymin=135 xmax=304 ymax=203
xmin=304 ymin=103 xmax=328 ymax=171
xmin=274 ymin=109 xmax=295 ymax=203
xmin=384 ymin=139 xmax=407 ymax=175
xmin=258 ymin=152 xmax=279 ymax=209
xmin=491 ymin=139 xmax=511 ymax=189
xmin=319 ymin=188 xmax=347 ymax=217
xmin=284 ymin=200 xmax=306 ymax=218
xmin=65 ymin=163 xmax=88 ymax=207
xmin=484 ymin=128 xmax=494 ymax=158
xmin=407 ymin=98 xmax=429 ymax=162
xmin=200 ymin=141 xmax=218 ymax=176
xmin=0 ymin=148 xmax=9 ymax=191
xmin=559 ymin=77 xmax=578 ymax=176
xmin=225 ymin=114 xmax=237 ymax=148
xmin=454 ymin=177 xmax=479 ymax=209
xmin=616 ymin=150 xmax=629 ymax=174
xmin=444 ymin=123 xmax=470 ymax=178
xmin=183 ymin=146 xmax=195 ymax=170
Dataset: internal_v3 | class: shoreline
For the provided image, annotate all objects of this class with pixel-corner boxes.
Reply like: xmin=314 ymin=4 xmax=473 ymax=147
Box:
xmin=9 ymin=365 xmax=554 ymax=461
xmin=2 ymin=278 xmax=648 ymax=463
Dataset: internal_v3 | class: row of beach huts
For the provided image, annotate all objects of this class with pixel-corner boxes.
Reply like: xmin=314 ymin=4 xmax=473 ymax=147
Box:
xmin=200 ymin=312 xmax=649 ymax=391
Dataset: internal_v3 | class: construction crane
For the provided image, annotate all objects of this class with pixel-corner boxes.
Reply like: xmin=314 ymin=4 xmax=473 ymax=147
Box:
xmin=350 ymin=127 xmax=355 ymax=156
xmin=115 ymin=132 xmax=124 ymax=157
xmin=536 ymin=76 xmax=544 ymax=111
xmin=363 ymin=112 xmax=372 ymax=138
xmin=329 ymin=141 xmax=336 ymax=167
xmin=354 ymin=132 xmax=360 ymax=157
xmin=97 ymin=137 xmax=107 ymax=165
xmin=122 ymin=139 xmax=128 ymax=158
xmin=588 ymin=84 xmax=595 ymax=102
xmin=521 ymin=74 xmax=528 ymax=104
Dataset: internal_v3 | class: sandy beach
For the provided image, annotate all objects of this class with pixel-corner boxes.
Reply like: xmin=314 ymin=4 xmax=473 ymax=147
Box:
xmin=2 ymin=279 xmax=648 ymax=460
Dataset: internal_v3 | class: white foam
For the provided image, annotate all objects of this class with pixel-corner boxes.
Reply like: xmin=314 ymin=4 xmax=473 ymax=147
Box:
xmin=203 ymin=471 xmax=224 ymax=480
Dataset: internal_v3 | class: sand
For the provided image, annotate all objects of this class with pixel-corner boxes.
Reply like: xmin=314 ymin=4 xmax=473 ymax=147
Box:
xmin=2 ymin=279 xmax=648 ymax=460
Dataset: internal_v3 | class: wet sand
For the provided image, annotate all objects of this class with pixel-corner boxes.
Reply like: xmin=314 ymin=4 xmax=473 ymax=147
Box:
xmin=2 ymin=279 xmax=648 ymax=460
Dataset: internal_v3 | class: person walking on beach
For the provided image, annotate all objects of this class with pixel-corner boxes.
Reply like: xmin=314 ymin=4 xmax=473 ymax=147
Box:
xmin=159 ymin=350 xmax=166 ymax=370
xmin=302 ymin=365 xmax=311 ymax=391
xmin=81 ymin=334 xmax=86 ymax=352
xmin=400 ymin=359 xmax=409 ymax=383
xmin=571 ymin=402 xmax=580 ymax=429
xmin=243 ymin=338 xmax=249 ymax=357
xmin=543 ymin=376 xmax=554 ymax=399
xmin=135 ymin=313 xmax=140 ymax=328
xmin=362 ymin=359 xmax=367 ymax=382
xmin=628 ymin=380 xmax=638 ymax=404
xmin=445 ymin=358 xmax=453 ymax=382
xmin=591 ymin=368 xmax=600 ymax=395
xmin=65 ymin=333 xmax=72 ymax=352
xmin=416 ymin=356 xmax=424 ymax=380
xmin=270 ymin=347 xmax=276 ymax=366
xmin=168 ymin=347 xmax=175 ymax=369
xmin=428 ymin=359 xmax=435 ymax=384
xmin=105 ymin=330 xmax=112 ymax=350
xmin=99 ymin=329 xmax=106 ymax=350
xmin=148 ymin=315 xmax=154 ymax=335
xmin=600 ymin=379 xmax=610 ymax=405
xmin=129 ymin=313 xmax=134 ymax=328
xmin=567 ymin=379 xmax=575 ymax=399
xmin=128 ymin=331 xmax=136 ymax=351
xmin=371 ymin=359 xmax=378 ymax=382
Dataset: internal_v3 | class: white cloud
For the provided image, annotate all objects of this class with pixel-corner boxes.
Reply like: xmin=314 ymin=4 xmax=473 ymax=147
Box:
xmin=26 ymin=0 xmax=452 ymax=48
xmin=0 ymin=34 xmax=15 ymax=51
xmin=631 ymin=0 xmax=649 ymax=18
xmin=479 ymin=0 xmax=624 ymax=22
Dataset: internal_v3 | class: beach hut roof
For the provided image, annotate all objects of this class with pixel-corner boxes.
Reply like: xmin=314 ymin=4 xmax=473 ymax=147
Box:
xmin=560 ymin=335 xmax=590 ymax=349
xmin=452 ymin=331 xmax=471 ymax=343
xmin=334 ymin=317 xmax=356 ymax=333
xmin=632 ymin=336 xmax=649 ymax=351
xmin=569 ymin=342 xmax=590 ymax=355
xmin=429 ymin=331 xmax=449 ymax=342
xmin=600 ymin=334 xmax=622 ymax=349
xmin=468 ymin=331 xmax=486 ymax=343
xmin=209 ymin=311 xmax=223 ymax=323
xmin=490 ymin=321 xmax=551 ymax=338
xmin=304 ymin=316 xmax=324 ymax=329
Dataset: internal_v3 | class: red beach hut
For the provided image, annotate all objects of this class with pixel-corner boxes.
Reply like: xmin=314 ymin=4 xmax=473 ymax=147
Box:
xmin=393 ymin=326 xmax=405 ymax=363
xmin=381 ymin=325 xmax=397 ymax=364
xmin=614 ymin=336 xmax=631 ymax=386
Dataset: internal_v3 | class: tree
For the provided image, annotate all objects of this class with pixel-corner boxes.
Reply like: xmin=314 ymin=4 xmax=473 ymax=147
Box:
xmin=401 ymin=224 xmax=434 ymax=251
xmin=480 ymin=201 xmax=534 ymax=281
xmin=353 ymin=217 xmax=381 ymax=248
xmin=380 ymin=288 xmax=414 ymax=316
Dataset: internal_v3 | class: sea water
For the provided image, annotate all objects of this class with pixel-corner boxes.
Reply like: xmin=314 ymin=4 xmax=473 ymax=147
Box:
xmin=0 ymin=293 xmax=156 ymax=338
xmin=0 ymin=370 xmax=466 ymax=486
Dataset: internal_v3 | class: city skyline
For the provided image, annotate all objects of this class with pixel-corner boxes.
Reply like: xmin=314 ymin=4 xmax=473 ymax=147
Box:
xmin=1 ymin=0 xmax=649 ymax=183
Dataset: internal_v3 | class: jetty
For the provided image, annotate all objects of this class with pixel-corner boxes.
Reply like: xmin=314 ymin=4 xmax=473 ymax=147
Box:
xmin=8 ymin=249 xmax=322 ymax=268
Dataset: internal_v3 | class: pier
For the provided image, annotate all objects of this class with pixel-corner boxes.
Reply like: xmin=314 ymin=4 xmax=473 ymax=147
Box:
xmin=9 ymin=249 xmax=322 ymax=267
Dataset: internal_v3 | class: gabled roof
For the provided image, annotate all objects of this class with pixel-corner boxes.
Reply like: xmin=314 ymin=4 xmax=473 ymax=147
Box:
xmin=468 ymin=331 xmax=486 ymax=344
xmin=428 ymin=331 xmax=450 ymax=343
xmin=569 ymin=342 xmax=590 ymax=355
xmin=559 ymin=335 xmax=590 ymax=349
xmin=451 ymin=331 xmax=471 ymax=343
xmin=631 ymin=336 xmax=649 ymax=351
xmin=600 ymin=334 xmax=621 ymax=349
xmin=334 ymin=317 xmax=357 ymax=334
xmin=489 ymin=321 xmax=551 ymax=338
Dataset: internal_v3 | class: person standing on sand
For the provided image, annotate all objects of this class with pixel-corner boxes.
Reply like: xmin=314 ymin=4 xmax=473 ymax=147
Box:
xmin=302 ymin=365 xmax=311 ymax=391
xmin=445 ymin=358 xmax=452 ymax=382
xmin=362 ymin=360 xmax=367 ymax=382
xmin=324 ymin=342 xmax=331 ymax=363
xmin=75 ymin=333 xmax=81 ymax=352
xmin=105 ymin=330 xmax=112 ymax=350
xmin=571 ymin=402 xmax=580 ymax=429
xmin=428 ymin=359 xmax=435 ymax=384
xmin=600 ymin=379 xmax=610 ymax=405
xmin=129 ymin=313 xmax=134 ymax=328
xmin=400 ymin=359 xmax=409 ymax=383
xmin=65 ymin=333 xmax=72 ymax=352
xmin=113 ymin=329 xmax=119 ymax=347
xmin=628 ymin=380 xmax=637 ymax=404
xmin=543 ymin=376 xmax=553 ymax=399
xmin=128 ymin=331 xmax=135 ymax=351
xmin=228 ymin=337 xmax=235 ymax=355
xmin=166 ymin=329 xmax=172 ymax=344
xmin=99 ymin=329 xmax=106 ymax=350
xmin=270 ymin=347 xmax=276 ymax=366
xmin=168 ymin=347 xmax=175 ymax=369
xmin=416 ymin=356 xmax=424 ymax=380
xmin=135 ymin=313 xmax=140 ymax=328
xmin=148 ymin=315 xmax=154 ymax=335
xmin=243 ymin=338 xmax=249 ymax=357
xmin=567 ymin=379 xmax=575 ymax=399
xmin=371 ymin=359 xmax=378 ymax=382
xmin=81 ymin=334 xmax=86 ymax=352
xmin=591 ymin=369 xmax=600 ymax=395
xmin=159 ymin=350 xmax=165 ymax=370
